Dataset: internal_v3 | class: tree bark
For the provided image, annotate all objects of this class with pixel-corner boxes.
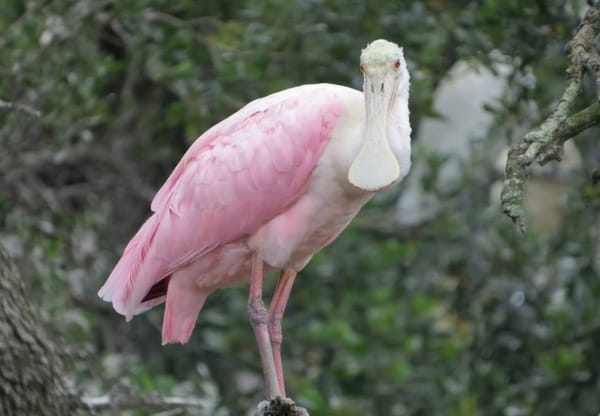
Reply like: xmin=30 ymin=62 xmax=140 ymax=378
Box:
xmin=0 ymin=246 xmax=88 ymax=415
xmin=501 ymin=2 xmax=600 ymax=232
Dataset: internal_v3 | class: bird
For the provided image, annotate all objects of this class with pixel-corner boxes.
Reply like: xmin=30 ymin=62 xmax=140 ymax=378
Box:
xmin=98 ymin=39 xmax=411 ymax=400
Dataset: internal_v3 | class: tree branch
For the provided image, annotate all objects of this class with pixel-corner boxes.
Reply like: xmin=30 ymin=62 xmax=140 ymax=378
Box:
xmin=0 ymin=98 xmax=41 ymax=117
xmin=555 ymin=101 xmax=600 ymax=142
xmin=501 ymin=3 xmax=600 ymax=233
xmin=254 ymin=397 xmax=310 ymax=416
xmin=84 ymin=394 xmax=310 ymax=415
xmin=83 ymin=394 xmax=212 ymax=413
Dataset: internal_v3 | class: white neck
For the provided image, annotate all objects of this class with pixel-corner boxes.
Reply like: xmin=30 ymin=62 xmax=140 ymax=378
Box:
xmin=348 ymin=67 xmax=410 ymax=191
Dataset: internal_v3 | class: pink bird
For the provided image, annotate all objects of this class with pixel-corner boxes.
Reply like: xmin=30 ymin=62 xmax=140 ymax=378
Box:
xmin=99 ymin=39 xmax=411 ymax=400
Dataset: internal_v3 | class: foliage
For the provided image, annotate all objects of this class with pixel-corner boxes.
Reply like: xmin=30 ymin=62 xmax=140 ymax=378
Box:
xmin=1 ymin=0 xmax=599 ymax=415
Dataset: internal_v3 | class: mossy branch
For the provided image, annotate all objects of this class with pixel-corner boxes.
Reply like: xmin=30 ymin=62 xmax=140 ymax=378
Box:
xmin=255 ymin=397 xmax=310 ymax=416
xmin=501 ymin=3 xmax=600 ymax=233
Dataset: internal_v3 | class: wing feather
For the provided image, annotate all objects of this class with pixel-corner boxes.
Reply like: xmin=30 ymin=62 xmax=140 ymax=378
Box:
xmin=99 ymin=84 xmax=344 ymax=318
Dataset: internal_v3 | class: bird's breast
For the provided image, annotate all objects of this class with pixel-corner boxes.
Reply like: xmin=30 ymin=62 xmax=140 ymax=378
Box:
xmin=247 ymin=163 xmax=373 ymax=271
xmin=247 ymin=98 xmax=386 ymax=270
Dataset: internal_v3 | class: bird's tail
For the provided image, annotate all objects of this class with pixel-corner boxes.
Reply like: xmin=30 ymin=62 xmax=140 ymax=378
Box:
xmin=98 ymin=214 xmax=164 ymax=320
xmin=161 ymin=269 xmax=211 ymax=344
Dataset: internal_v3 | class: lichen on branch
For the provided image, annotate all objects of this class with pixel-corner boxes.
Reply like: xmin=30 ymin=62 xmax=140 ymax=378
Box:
xmin=501 ymin=2 xmax=600 ymax=233
xmin=255 ymin=397 xmax=310 ymax=416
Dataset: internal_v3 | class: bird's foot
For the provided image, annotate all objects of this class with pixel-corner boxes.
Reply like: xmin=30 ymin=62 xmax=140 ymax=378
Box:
xmin=254 ymin=396 xmax=309 ymax=416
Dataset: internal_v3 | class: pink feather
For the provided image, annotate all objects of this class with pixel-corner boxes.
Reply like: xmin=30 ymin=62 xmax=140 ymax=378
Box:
xmin=98 ymin=85 xmax=343 ymax=329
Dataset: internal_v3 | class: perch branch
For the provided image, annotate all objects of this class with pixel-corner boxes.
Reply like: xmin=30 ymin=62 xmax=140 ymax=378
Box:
xmin=254 ymin=397 xmax=310 ymax=416
xmin=501 ymin=3 xmax=600 ymax=233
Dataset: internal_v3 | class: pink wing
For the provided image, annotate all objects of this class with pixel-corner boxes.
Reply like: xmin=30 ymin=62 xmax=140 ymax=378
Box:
xmin=99 ymin=85 xmax=343 ymax=319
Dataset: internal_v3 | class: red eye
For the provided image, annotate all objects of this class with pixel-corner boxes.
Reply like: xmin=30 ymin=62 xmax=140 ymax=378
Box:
xmin=394 ymin=59 xmax=401 ymax=69
xmin=359 ymin=64 xmax=365 ymax=72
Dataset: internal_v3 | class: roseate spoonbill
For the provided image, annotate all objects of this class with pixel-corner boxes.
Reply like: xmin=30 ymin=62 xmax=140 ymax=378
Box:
xmin=99 ymin=39 xmax=411 ymax=399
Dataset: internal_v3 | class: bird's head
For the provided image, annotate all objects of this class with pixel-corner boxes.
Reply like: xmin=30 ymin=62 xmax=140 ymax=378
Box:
xmin=349 ymin=39 xmax=409 ymax=191
xmin=359 ymin=39 xmax=408 ymax=93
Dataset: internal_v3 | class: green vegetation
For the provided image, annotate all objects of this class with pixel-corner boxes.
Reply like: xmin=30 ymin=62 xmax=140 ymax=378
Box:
xmin=1 ymin=1 xmax=599 ymax=414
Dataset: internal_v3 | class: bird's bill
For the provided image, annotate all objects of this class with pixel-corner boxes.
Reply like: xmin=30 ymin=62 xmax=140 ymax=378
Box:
xmin=348 ymin=71 xmax=400 ymax=191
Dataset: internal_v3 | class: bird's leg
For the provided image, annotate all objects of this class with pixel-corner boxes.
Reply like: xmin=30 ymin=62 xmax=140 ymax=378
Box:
xmin=268 ymin=269 xmax=297 ymax=397
xmin=248 ymin=253 xmax=281 ymax=399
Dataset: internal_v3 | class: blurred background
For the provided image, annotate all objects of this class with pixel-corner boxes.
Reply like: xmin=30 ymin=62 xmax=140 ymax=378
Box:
xmin=1 ymin=0 xmax=600 ymax=415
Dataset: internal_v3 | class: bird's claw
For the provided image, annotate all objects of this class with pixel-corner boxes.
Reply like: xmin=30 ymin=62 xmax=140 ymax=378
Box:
xmin=254 ymin=396 xmax=309 ymax=416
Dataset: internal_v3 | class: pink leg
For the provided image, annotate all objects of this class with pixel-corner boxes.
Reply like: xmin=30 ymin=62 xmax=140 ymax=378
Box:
xmin=248 ymin=253 xmax=281 ymax=399
xmin=268 ymin=269 xmax=297 ymax=397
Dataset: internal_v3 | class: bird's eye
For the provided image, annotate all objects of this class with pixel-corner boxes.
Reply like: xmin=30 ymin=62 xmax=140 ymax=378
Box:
xmin=359 ymin=64 xmax=365 ymax=72
xmin=394 ymin=59 xmax=401 ymax=69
